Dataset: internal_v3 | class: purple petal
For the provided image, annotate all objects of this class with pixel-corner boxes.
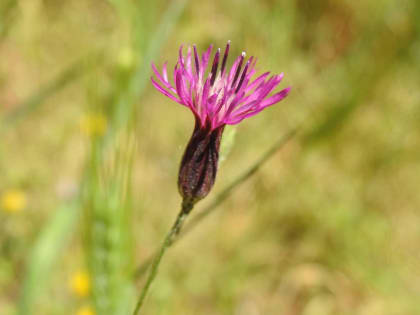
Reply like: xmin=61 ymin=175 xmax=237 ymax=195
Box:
xmin=193 ymin=45 xmax=200 ymax=77
xmin=175 ymin=70 xmax=190 ymax=105
xmin=223 ymin=90 xmax=246 ymax=118
xmin=229 ymin=100 xmax=259 ymax=118
xmin=173 ymin=63 xmax=179 ymax=91
xmin=200 ymin=78 xmax=211 ymax=120
xmin=258 ymin=87 xmax=291 ymax=108
xmin=151 ymin=62 xmax=176 ymax=92
xmin=235 ymin=56 xmax=253 ymax=93
xmin=224 ymin=101 xmax=264 ymax=124
xmin=225 ymin=109 xmax=262 ymax=125
xmin=151 ymin=77 xmax=184 ymax=105
xmin=178 ymin=45 xmax=185 ymax=67
xmin=240 ymin=75 xmax=274 ymax=105
xmin=245 ymin=72 xmax=270 ymax=93
xmin=220 ymin=41 xmax=230 ymax=75
xmin=250 ymin=74 xmax=283 ymax=104
xmin=200 ymin=44 xmax=213 ymax=78
xmin=162 ymin=62 xmax=169 ymax=82
xmin=186 ymin=46 xmax=192 ymax=77
xmin=227 ymin=53 xmax=245 ymax=83
xmin=206 ymin=94 xmax=218 ymax=118
xmin=213 ymin=86 xmax=228 ymax=115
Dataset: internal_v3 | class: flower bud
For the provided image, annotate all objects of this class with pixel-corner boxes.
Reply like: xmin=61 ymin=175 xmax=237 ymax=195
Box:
xmin=178 ymin=120 xmax=225 ymax=209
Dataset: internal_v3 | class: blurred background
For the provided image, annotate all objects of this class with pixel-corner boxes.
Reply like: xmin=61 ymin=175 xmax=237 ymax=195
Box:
xmin=1 ymin=0 xmax=420 ymax=314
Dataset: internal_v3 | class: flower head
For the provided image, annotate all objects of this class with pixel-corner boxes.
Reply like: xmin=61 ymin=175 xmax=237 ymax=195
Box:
xmin=151 ymin=42 xmax=290 ymax=206
xmin=151 ymin=41 xmax=290 ymax=130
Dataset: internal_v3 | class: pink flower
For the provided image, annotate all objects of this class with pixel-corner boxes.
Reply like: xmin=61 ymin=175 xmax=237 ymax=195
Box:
xmin=151 ymin=42 xmax=290 ymax=207
xmin=151 ymin=41 xmax=290 ymax=130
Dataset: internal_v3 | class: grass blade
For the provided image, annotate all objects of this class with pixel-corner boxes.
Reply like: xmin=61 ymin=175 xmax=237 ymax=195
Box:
xmin=18 ymin=202 xmax=79 ymax=315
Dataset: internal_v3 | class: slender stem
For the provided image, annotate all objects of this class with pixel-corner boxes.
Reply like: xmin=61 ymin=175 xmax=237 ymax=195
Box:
xmin=132 ymin=201 xmax=193 ymax=315
xmin=133 ymin=128 xmax=298 ymax=279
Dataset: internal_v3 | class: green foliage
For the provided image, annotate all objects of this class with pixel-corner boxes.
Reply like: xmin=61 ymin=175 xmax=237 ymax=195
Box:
xmin=83 ymin=133 xmax=136 ymax=315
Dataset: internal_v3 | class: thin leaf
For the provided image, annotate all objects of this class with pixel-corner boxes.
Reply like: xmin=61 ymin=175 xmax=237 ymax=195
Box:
xmin=18 ymin=202 xmax=79 ymax=315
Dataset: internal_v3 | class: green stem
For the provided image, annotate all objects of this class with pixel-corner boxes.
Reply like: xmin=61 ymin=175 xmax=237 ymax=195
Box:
xmin=132 ymin=200 xmax=193 ymax=315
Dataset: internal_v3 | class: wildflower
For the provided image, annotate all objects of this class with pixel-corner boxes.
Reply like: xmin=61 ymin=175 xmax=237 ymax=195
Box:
xmin=80 ymin=113 xmax=107 ymax=137
xmin=70 ymin=271 xmax=91 ymax=297
xmin=1 ymin=189 xmax=26 ymax=213
xmin=76 ymin=305 xmax=95 ymax=315
xmin=151 ymin=41 xmax=290 ymax=207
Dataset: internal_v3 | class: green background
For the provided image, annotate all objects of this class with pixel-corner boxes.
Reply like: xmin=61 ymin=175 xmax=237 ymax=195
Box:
xmin=1 ymin=0 xmax=420 ymax=314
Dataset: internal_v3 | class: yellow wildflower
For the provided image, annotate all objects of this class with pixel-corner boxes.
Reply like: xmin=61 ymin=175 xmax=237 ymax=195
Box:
xmin=76 ymin=306 xmax=95 ymax=315
xmin=70 ymin=271 xmax=91 ymax=297
xmin=1 ymin=189 xmax=26 ymax=213
xmin=80 ymin=113 xmax=107 ymax=137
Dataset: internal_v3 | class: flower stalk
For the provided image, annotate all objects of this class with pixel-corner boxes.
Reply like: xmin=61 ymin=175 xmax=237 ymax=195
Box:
xmin=132 ymin=201 xmax=193 ymax=315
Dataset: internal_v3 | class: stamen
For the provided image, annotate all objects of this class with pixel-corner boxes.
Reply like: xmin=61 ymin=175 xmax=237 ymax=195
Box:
xmin=193 ymin=45 xmax=200 ymax=76
xmin=210 ymin=48 xmax=221 ymax=86
xmin=231 ymin=52 xmax=246 ymax=88
xmin=235 ymin=57 xmax=252 ymax=93
xmin=220 ymin=40 xmax=230 ymax=75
